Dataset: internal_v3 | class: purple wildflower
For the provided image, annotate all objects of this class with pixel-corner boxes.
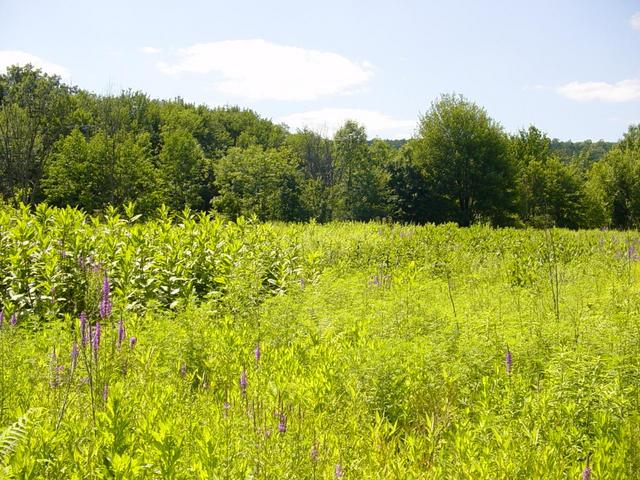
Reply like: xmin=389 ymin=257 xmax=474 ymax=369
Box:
xmin=505 ymin=348 xmax=513 ymax=375
xmin=92 ymin=322 xmax=101 ymax=358
xmin=223 ymin=401 xmax=230 ymax=417
xmin=49 ymin=350 xmax=61 ymax=388
xmin=0 ymin=310 xmax=4 ymax=328
xmin=99 ymin=276 xmax=112 ymax=319
xmin=335 ymin=464 xmax=344 ymax=479
xmin=278 ymin=413 xmax=287 ymax=433
xmin=71 ymin=342 xmax=79 ymax=368
xmin=103 ymin=384 xmax=109 ymax=401
xmin=50 ymin=365 xmax=65 ymax=388
xmin=129 ymin=336 xmax=137 ymax=349
xmin=117 ymin=319 xmax=125 ymax=349
xmin=240 ymin=370 xmax=248 ymax=395
xmin=10 ymin=313 xmax=17 ymax=327
xmin=310 ymin=443 xmax=319 ymax=461
xmin=582 ymin=465 xmax=591 ymax=480
xmin=254 ymin=343 xmax=261 ymax=364
xmin=80 ymin=312 xmax=88 ymax=347
xmin=179 ymin=363 xmax=187 ymax=377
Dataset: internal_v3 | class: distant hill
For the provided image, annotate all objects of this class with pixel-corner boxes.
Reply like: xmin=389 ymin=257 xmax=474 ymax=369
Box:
xmin=549 ymin=139 xmax=615 ymax=167
xmin=369 ymin=139 xmax=408 ymax=149
xmin=371 ymin=138 xmax=616 ymax=167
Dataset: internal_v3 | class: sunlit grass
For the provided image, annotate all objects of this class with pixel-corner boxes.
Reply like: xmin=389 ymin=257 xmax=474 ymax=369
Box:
xmin=1 ymin=205 xmax=639 ymax=478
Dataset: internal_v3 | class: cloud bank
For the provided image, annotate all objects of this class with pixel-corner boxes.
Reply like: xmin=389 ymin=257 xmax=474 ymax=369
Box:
xmin=557 ymin=79 xmax=640 ymax=102
xmin=0 ymin=50 xmax=70 ymax=78
xmin=279 ymin=108 xmax=415 ymax=139
xmin=156 ymin=40 xmax=373 ymax=101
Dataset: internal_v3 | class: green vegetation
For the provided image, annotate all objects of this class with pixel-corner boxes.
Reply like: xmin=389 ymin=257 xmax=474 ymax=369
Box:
xmin=1 ymin=62 xmax=639 ymax=478
xmin=2 ymin=65 xmax=639 ymax=228
xmin=1 ymin=205 xmax=639 ymax=478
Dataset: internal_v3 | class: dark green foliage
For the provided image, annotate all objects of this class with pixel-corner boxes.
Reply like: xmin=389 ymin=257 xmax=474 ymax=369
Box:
xmin=415 ymin=94 xmax=517 ymax=226
xmin=286 ymin=128 xmax=333 ymax=186
xmin=585 ymin=126 xmax=640 ymax=228
xmin=213 ymin=146 xmax=306 ymax=221
xmin=550 ymin=138 xmax=615 ymax=168
xmin=286 ymin=129 xmax=334 ymax=221
xmin=157 ymin=127 xmax=206 ymax=210
xmin=43 ymin=129 xmax=159 ymax=213
xmin=371 ymin=138 xmax=408 ymax=150
xmin=0 ymin=65 xmax=75 ymax=202
xmin=511 ymin=126 xmax=586 ymax=228
xmin=2 ymin=64 xmax=640 ymax=228
xmin=331 ymin=121 xmax=390 ymax=221
xmin=386 ymin=141 xmax=444 ymax=223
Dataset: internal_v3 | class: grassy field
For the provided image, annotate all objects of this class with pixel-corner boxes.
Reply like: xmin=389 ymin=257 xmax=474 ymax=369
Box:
xmin=1 ymin=204 xmax=639 ymax=478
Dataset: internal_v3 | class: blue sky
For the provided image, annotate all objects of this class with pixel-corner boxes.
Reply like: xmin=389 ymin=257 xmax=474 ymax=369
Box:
xmin=1 ymin=0 xmax=639 ymax=140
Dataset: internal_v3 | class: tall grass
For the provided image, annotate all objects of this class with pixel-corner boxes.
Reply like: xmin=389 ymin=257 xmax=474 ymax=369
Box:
xmin=0 ymin=205 xmax=638 ymax=478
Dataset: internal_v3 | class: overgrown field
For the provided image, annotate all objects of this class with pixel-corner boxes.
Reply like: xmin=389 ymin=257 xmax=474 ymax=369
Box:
xmin=1 ymin=204 xmax=639 ymax=478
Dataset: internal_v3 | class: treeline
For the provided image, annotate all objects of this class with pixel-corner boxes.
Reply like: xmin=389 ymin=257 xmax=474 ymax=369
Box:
xmin=1 ymin=64 xmax=638 ymax=228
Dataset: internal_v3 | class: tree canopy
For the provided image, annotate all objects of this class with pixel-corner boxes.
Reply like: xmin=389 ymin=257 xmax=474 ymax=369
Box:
xmin=1 ymin=64 xmax=638 ymax=229
xmin=415 ymin=94 xmax=516 ymax=226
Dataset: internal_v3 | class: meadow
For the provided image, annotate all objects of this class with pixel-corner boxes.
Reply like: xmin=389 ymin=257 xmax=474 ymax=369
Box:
xmin=0 ymin=203 xmax=639 ymax=479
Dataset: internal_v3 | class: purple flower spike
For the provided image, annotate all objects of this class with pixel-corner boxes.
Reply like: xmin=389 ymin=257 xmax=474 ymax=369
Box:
xmin=223 ymin=401 xmax=230 ymax=417
xmin=92 ymin=322 xmax=101 ymax=358
xmin=582 ymin=465 xmax=591 ymax=480
xmin=103 ymin=384 xmax=109 ymax=401
xmin=10 ymin=313 xmax=17 ymax=327
xmin=50 ymin=365 xmax=64 ymax=388
xmin=335 ymin=464 xmax=344 ymax=479
xmin=180 ymin=363 xmax=187 ymax=377
xmin=310 ymin=443 xmax=319 ymax=461
xmin=71 ymin=342 xmax=79 ymax=368
xmin=0 ymin=310 xmax=4 ymax=327
xmin=99 ymin=275 xmax=112 ymax=319
xmin=117 ymin=319 xmax=125 ymax=349
xmin=254 ymin=344 xmax=261 ymax=364
xmin=240 ymin=370 xmax=248 ymax=395
xmin=80 ymin=312 xmax=88 ymax=347
xmin=129 ymin=336 xmax=137 ymax=349
xmin=278 ymin=413 xmax=287 ymax=433
xmin=505 ymin=348 xmax=513 ymax=375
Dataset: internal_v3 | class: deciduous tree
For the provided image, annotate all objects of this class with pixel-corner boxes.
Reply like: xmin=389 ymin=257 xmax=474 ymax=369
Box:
xmin=415 ymin=94 xmax=516 ymax=226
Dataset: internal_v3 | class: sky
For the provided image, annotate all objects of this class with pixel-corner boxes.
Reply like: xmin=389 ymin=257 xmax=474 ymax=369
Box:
xmin=1 ymin=0 xmax=639 ymax=140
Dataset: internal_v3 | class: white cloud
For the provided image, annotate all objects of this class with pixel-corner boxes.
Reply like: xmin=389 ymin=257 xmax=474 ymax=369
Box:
xmin=557 ymin=79 xmax=640 ymax=102
xmin=631 ymin=12 xmax=640 ymax=30
xmin=278 ymin=108 xmax=415 ymax=139
xmin=139 ymin=46 xmax=162 ymax=55
xmin=156 ymin=40 xmax=373 ymax=101
xmin=0 ymin=50 xmax=70 ymax=78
